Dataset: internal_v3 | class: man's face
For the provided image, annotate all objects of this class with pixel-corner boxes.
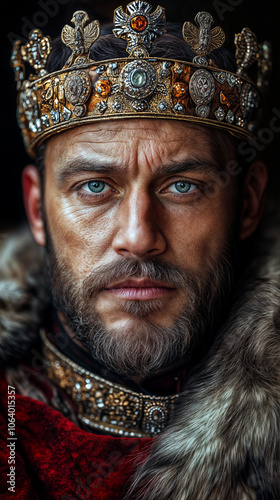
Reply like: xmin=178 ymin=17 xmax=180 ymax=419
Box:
xmin=42 ymin=119 xmax=238 ymax=376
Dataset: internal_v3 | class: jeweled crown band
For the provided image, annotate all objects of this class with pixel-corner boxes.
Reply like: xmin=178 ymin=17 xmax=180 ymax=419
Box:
xmin=11 ymin=1 xmax=271 ymax=157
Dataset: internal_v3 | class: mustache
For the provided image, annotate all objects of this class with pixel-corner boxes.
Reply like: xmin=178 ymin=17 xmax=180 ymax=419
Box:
xmin=83 ymin=257 xmax=200 ymax=296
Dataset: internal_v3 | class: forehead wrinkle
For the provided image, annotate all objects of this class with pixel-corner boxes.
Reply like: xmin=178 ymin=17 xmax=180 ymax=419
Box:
xmin=55 ymin=154 xmax=220 ymax=188
xmin=68 ymin=124 xmax=166 ymax=143
xmin=52 ymin=127 xmax=221 ymax=183
xmin=68 ymin=122 xmax=209 ymax=145
xmin=72 ymin=134 xmax=188 ymax=146
xmin=46 ymin=120 xmax=228 ymax=185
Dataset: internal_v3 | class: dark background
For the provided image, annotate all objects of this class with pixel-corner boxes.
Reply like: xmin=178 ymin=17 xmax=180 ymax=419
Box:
xmin=1 ymin=0 xmax=279 ymax=231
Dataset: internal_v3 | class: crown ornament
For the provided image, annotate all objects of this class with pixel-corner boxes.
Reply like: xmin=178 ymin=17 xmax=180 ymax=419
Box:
xmin=182 ymin=11 xmax=225 ymax=62
xmin=11 ymin=1 xmax=271 ymax=158
xmin=113 ymin=1 xmax=166 ymax=57
xmin=61 ymin=11 xmax=100 ymax=67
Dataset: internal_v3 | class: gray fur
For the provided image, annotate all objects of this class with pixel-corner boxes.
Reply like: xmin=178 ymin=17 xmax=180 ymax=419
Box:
xmin=127 ymin=210 xmax=280 ymax=499
xmin=0 ymin=228 xmax=49 ymax=365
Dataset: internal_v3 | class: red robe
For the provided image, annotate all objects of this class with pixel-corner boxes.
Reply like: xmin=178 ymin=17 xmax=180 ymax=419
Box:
xmin=0 ymin=370 xmax=153 ymax=499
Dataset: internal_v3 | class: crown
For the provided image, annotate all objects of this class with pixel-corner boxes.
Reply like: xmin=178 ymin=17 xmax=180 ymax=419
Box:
xmin=11 ymin=1 xmax=271 ymax=158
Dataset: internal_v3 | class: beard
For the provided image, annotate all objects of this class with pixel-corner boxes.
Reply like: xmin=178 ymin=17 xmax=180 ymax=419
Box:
xmin=45 ymin=227 xmax=236 ymax=378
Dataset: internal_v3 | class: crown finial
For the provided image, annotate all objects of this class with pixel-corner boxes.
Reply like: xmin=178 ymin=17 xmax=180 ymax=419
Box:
xmin=113 ymin=1 xmax=166 ymax=58
xmin=257 ymin=41 xmax=272 ymax=93
xmin=61 ymin=10 xmax=100 ymax=67
xmin=11 ymin=41 xmax=26 ymax=90
xmin=183 ymin=11 xmax=225 ymax=64
xmin=235 ymin=27 xmax=258 ymax=76
xmin=19 ymin=29 xmax=51 ymax=78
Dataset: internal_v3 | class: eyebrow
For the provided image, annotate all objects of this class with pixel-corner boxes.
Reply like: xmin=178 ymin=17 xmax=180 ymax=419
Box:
xmin=55 ymin=157 xmax=220 ymax=187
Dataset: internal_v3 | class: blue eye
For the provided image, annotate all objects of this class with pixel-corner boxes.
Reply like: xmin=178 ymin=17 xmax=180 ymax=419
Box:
xmin=169 ymin=181 xmax=196 ymax=194
xmin=77 ymin=179 xmax=116 ymax=199
xmin=175 ymin=182 xmax=191 ymax=193
xmin=88 ymin=181 xmax=106 ymax=193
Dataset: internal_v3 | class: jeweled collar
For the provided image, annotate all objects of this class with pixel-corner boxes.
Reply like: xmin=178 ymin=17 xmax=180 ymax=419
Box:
xmin=41 ymin=330 xmax=179 ymax=438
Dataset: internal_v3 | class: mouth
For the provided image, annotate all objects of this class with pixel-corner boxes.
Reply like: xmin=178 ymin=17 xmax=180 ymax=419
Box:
xmin=103 ymin=279 xmax=176 ymax=300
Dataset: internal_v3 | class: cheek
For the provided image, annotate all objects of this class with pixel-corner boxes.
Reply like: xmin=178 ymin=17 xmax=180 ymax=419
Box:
xmin=44 ymin=192 xmax=117 ymax=277
xmin=165 ymin=194 xmax=234 ymax=271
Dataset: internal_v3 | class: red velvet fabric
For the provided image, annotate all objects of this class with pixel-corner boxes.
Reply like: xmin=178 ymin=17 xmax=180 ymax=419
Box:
xmin=0 ymin=370 xmax=153 ymax=499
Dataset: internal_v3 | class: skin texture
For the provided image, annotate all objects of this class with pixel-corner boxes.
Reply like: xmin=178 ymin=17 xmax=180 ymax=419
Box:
xmin=23 ymin=119 xmax=267 ymax=372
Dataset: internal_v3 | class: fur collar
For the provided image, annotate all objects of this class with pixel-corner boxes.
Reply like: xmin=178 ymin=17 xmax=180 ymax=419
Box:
xmin=1 ymin=207 xmax=280 ymax=499
xmin=127 ymin=206 xmax=280 ymax=499
xmin=0 ymin=228 xmax=48 ymax=365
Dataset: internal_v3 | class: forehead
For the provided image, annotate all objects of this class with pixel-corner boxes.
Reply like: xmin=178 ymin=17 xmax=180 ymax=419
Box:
xmin=44 ymin=119 xmax=234 ymax=169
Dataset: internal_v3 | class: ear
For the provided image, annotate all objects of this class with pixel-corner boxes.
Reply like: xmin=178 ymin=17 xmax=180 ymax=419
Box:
xmin=22 ymin=165 xmax=46 ymax=247
xmin=239 ymin=160 xmax=268 ymax=241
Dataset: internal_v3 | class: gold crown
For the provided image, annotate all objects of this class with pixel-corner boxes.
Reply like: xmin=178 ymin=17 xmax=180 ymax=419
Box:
xmin=11 ymin=1 xmax=272 ymax=158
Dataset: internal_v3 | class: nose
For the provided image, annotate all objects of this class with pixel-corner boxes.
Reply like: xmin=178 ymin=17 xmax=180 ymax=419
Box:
xmin=112 ymin=188 xmax=167 ymax=258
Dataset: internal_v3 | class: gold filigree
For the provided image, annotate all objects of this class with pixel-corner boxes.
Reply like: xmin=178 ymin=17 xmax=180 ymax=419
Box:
xmin=41 ymin=330 xmax=178 ymax=438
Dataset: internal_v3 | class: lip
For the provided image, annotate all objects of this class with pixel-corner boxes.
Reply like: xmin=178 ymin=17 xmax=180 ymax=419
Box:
xmin=103 ymin=279 xmax=176 ymax=300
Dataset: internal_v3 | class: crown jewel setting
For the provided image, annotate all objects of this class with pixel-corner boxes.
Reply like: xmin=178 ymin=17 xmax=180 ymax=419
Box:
xmin=11 ymin=1 xmax=271 ymax=157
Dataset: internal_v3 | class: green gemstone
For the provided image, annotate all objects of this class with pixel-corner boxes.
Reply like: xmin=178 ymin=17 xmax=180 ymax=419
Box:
xmin=131 ymin=69 xmax=147 ymax=88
